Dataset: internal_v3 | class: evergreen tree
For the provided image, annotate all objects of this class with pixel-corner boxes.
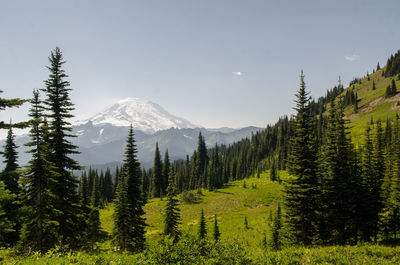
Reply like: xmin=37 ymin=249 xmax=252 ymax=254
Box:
xmin=79 ymin=172 xmax=90 ymax=207
xmin=152 ymin=143 xmax=162 ymax=197
xmin=0 ymin=182 xmax=15 ymax=246
xmin=164 ymin=171 xmax=181 ymax=242
xmin=285 ymin=71 xmax=319 ymax=245
xmin=19 ymin=90 xmax=60 ymax=252
xmin=162 ymin=150 xmax=170 ymax=195
xmin=121 ymin=125 xmax=146 ymax=251
xmin=271 ymin=203 xmax=282 ymax=250
xmin=112 ymin=172 xmax=132 ymax=251
xmin=90 ymin=175 xmax=101 ymax=208
xmin=1 ymin=125 xmax=21 ymax=245
xmin=199 ymin=209 xmax=207 ymax=239
xmin=213 ymin=214 xmax=221 ymax=242
xmin=104 ymin=168 xmax=113 ymax=203
xmin=321 ymin=97 xmax=355 ymax=244
xmin=41 ymin=47 xmax=82 ymax=249
xmin=244 ymin=216 xmax=249 ymax=229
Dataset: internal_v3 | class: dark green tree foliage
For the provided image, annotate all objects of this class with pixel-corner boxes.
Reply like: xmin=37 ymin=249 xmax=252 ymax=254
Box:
xmin=213 ymin=214 xmax=220 ymax=242
xmin=164 ymin=171 xmax=181 ymax=242
xmin=41 ymin=47 xmax=82 ymax=248
xmin=244 ymin=216 xmax=249 ymax=229
xmin=79 ymin=172 xmax=90 ymax=207
xmin=87 ymin=174 xmax=101 ymax=248
xmin=199 ymin=209 xmax=207 ymax=239
xmin=162 ymin=150 xmax=170 ymax=195
xmin=380 ymin=116 xmax=400 ymax=243
xmin=112 ymin=172 xmax=132 ymax=250
xmin=152 ymin=143 xmax=162 ymax=197
xmin=208 ymin=144 xmax=223 ymax=191
xmin=19 ymin=90 xmax=59 ymax=252
xmin=1 ymin=126 xmax=19 ymax=195
xmin=370 ymin=121 xmax=385 ymax=242
xmin=0 ymin=182 xmax=15 ymax=245
xmin=372 ymin=81 xmax=377 ymax=90
xmin=271 ymin=203 xmax=282 ymax=250
xmin=321 ymin=97 xmax=355 ymax=244
xmin=285 ymin=71 xmax=319 ymax=245
xmin=1 ymin=126 xmax=21 ymax=245
xmin=195 ymin=133 xmax=208 ymax=188
xmin=103 ymin=168 xmax=113 ymax=203
xmin=122 ymin=125 xmax=146 ymax=251
xmin=384 ymin=50 xmax=400 ymax=77
xmin=385 ymin=80 xmax=397 ymax=98
xmin=0 ymin=90 xmax=26 ymax=129
xmin=270 ymin=160 xmax=277 ymax=182
xmin=90 ymin=175 xmax=101 ymax=208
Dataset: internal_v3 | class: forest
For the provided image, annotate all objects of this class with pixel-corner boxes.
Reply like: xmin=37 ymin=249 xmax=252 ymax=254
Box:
xmin=1 ymin=47 xmax=400 ymax=264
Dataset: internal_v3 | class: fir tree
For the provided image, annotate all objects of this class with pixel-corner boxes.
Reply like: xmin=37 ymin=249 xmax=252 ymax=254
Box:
xmin=285 ymin=71 xmax=319 ymax=245
xmin=152 ymin=143 xmax=162 ymax=197
xmin=213 ymin=214 xmax=221 ymax=242
xmin=1 ymin=125 xmax=21 ymax=245
xmin=162 ymin=150 xmax=170 ymax=195
xmin=122 ymin=125 xmax=146 ymax=251
xmin=164 ymin=171 xmax=181 ymax=242
xmin=199 ymin=209 xmax=207 ymax=239
xmin=41 ymin=47 xmax=82 ymax=249
xmin=112 ymin=172 xmax=132 ymax=250
xmin=271 ymin=203 xmax=282 ymax=250
xmin=321 ymin=96 xmax=355 ymax=244
xmin=19 ymin=90 xmax=60 ymax=252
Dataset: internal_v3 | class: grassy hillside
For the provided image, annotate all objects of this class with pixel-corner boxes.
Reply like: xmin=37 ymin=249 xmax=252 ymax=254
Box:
xmin=3 ymin=171 xmax=400 ymax=264
xmin=343 ymin=68 xmax=400 ymax=142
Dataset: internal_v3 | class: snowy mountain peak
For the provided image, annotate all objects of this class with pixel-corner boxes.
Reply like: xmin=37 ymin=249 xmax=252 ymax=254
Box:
xmin=75 ymin=97 xmax=200 ymax=134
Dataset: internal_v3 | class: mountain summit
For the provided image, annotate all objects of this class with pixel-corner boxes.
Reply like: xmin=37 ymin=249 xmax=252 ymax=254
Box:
xmin=75 ymin=97 xmax=200 ymax=134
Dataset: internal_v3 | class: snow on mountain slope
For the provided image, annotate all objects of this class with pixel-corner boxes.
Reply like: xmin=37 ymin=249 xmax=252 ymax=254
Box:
xmin=75 ymin=97 xmax=200 ymax=133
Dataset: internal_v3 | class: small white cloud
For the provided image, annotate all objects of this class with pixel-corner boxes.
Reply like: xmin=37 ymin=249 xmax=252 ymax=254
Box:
xmin=345 ymin=54 xmax=360 ymax=61
xmin=232 ymin=71 xmax=243 ymax=76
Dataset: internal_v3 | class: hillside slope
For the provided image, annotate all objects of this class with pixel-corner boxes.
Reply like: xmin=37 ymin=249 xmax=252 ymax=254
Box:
xmin=343 ymin=67 xmax=400 ymax=141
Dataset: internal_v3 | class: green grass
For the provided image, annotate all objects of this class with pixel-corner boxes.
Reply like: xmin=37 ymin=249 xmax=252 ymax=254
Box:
xmin=3 ymin=171 xmax=400 ymax=264
xmin=341 ymin=68 xmax=400 ymax=143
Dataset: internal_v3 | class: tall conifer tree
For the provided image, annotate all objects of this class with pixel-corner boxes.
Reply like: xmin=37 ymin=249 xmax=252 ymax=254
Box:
xmin=152 ymin=143 xmax=162 ymax=197
xmin=41 ymin=47 xmax=82 ymax=248
xmin=285 ymin=71 xmax=319 ymax=245
xmin=19 ymin=90 xmax=59 ymax=252
xmin=164 ymin=171 xmax=181 ymax=242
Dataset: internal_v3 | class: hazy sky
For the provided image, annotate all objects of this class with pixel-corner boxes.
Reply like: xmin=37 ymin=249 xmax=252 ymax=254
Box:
xmin=1 ymin=0 xmax=400 ymax=135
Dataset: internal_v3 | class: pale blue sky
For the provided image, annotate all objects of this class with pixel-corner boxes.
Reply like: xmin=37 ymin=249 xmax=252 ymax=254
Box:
xmin=1 ymin=0 xmax=399 ymax=133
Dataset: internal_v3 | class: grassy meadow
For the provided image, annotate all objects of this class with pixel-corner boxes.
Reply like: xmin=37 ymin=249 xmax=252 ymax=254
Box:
xmin=2 ymin=170 xmax=400 ymax=264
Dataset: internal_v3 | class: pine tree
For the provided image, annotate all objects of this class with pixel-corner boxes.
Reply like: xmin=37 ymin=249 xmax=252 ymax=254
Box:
xmin=112 ymin=172 xmax=132 ymax=250
xmin=0 ymin=182 xmax=15 ymax=245
xmin=123 ymin=125 xmax=146 ymax=251
xmin=199 ymin=209 xmax=207 ymax=239
xmin=213 ymin=214 xmax=221 ymax=242
xmin=104 ymin=168 xmax=113 ymax=203
xmin=19 ymin=90 xmax=60 ymax=252
xmin=321 ymin=96 xmax=355 ymax=244
xmin=285 ymin=71 xmax=319 ymax=245
xmin=87 ymin=174 xmax=101 ymax=249
xmin=1 ymin=125 xmax=21 ymax=245
xmin=41 ymin=47 xmax=82 ymax=249
xmin=152 ymin=143 xmax=162 ymax=197
xmin=244 ymin=216 xmax=249 ymax=229
xmin=372 ymin=81 xmax=377 ymax=90
xmin=164 ymin=171 xmax=181 ymax=242
xmin=271 ymin=203 xmax=282 ymax=250
xmin=162 ymin=150 xmax=170 ymax=195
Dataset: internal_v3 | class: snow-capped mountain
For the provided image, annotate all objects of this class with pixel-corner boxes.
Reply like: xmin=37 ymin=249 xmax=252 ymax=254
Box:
xmin=75 ymin=97 xmax=199 ymax=134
